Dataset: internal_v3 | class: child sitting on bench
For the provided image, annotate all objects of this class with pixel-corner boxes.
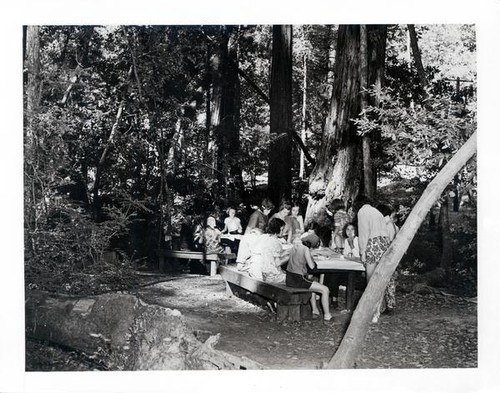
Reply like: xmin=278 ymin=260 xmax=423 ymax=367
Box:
xmin=286 ymin=233 xmax=333 ymax=321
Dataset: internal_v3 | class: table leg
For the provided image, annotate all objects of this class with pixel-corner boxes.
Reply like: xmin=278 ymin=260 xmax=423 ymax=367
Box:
xmin=209 ymin=261 xmax=217 ymax=276
xmin=346 ymin=272 xmax=355 ymax=311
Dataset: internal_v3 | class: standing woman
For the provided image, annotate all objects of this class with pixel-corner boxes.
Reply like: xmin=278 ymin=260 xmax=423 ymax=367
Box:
xmin=376 ymin=203 xmax=400 ymax=314
xmin=354 ymin=195 xmax=390 ymax=323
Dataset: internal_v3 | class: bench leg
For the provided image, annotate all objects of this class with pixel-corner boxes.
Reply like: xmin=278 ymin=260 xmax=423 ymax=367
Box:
xmin=225 ymin=281 xmax=234 ymax=296
xmin=288 ymin=305 xmax=302 ymax=322
xmin=276 ymin=304 xmax=289 ymax=322
xmin=276 ymin=304 xmax=302 ymax=322
xmin=300 ymin=303 xmax=312 ymax=320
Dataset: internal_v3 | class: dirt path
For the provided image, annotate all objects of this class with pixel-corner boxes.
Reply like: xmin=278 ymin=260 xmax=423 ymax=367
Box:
xmin=25 ymin=272 xmax=477 ymax=370
xmin=135 ymin=273 xmax=477 ymax=369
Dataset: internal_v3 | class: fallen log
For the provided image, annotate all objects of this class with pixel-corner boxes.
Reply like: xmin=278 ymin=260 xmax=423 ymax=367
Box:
xmin=25 ymin=291 xmax=262 ymax=370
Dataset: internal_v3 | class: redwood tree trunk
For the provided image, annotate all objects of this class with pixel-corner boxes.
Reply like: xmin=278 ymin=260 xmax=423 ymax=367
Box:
xmin=306 ymin=25 xmax=362 ymax=227
xmin=268 ymin=25 xmax=293 ymax=207
xmin=306 ymin=25 xmax=386 ymax=226
xmin=327 ymin=131 xmax=477 ymax=369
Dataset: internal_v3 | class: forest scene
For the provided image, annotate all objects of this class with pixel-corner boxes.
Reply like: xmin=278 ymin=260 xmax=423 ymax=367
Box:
xmin=21 ymin=23 xmax=479 ymax=374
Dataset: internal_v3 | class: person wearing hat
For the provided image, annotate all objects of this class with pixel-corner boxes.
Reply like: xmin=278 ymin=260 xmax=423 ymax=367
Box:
xmin=285 ymin=233 xmax=333 ymax=321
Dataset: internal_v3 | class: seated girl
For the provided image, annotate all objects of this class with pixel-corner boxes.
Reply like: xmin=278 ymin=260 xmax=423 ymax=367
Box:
xmin=221 ymin=207 xmax=243 ymax=253
xmin=248 ymin=218 xmax=289 ymax=283
xmin=342 ymin=222 xmax=361 ymax=259
xmin=196 ymin=216 xmax=224 ymax=254
xmin=286 ymin=233 xmax=333 ymax=321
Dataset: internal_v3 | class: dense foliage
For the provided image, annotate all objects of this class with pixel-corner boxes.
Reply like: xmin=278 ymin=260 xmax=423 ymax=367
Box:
xmin=24 ymin=24 xmax=476 ymax=296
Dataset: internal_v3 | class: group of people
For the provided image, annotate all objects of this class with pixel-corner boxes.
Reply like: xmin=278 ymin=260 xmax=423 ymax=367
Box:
xmin=235 ymin=199 xmax=334 ymax=321
xmin=190 ymin=194 xmax=400 ymax=324
xmin=193 ymin=207 xmax=243 ymax=255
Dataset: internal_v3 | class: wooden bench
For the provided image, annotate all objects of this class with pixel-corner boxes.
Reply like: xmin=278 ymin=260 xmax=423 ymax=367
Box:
xmin=160 ymin=250 xmax=236 ymax=276
xmin=219 ymin=265 xmax=312 ymax=322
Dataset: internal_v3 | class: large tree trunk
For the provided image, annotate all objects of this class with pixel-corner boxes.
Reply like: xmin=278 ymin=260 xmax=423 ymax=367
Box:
xmin=306 ymin=25 xmax=362 ymax=227
xmin=366 ymin=25 xmax=387 ymax=193
xmin=359 ymin=25 xmax=375 ymax=199
xmin=24 ymin=25 xmax=42 ymax=250
xmin=327 ymin=131 xmax=477 ymax=369
xmin=225 ymin=30 xmax=244 ymax=201
xmin=306 ymin=25 xmax=386 ymax=227
xmin=408 ymin=24 xmax=428 ymax=92
xmin=211 ymin=26 xmax=242 ymax=202
xmin=25 ymin=291 xmax=263 ymax=370
xmin=299 ymin=53 xmax=307 ymax=179
xmin=268 ymin=25 xmax=293 ymax=207
xmin=25 ymin=26 xmax=41 ymax=143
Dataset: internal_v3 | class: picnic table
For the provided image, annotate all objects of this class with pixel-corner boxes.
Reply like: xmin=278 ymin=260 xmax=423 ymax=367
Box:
xmin=309 ymin=247 xmax=365 ymax=311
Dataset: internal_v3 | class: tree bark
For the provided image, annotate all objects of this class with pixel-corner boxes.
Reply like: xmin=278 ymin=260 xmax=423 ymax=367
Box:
xmin=306 ymin=25 xmax=386 ymax=227
xmin=211 ymin=26 xmax=242 ymax=201
xmin=25 ymin=291 xmax=263 ymax=370
xmin=366 ymin=25 xmax=387 ymax=192
xmin=300 ymin=53 xmax=308 ymax=179
xmin=25 ymin=26 xmax=41 ymax=142
xmin=306 ymin=25 xmax=362 ymax=227
xmin=24 ymin=26 xmax=42 ymax=238
xmin=407 ymin=24 xmax=428 ymax=91
xmin=327 ymin=131 xmax=477 ymax=369
xmin=268 ymin=25 xmax=293 ymax=207
xmin=360 ymin=25 xmax=375 ymax=199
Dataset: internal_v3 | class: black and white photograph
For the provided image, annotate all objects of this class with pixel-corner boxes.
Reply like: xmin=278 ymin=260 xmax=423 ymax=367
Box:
xmin=2 ymin=1 xmax=500 ymax=392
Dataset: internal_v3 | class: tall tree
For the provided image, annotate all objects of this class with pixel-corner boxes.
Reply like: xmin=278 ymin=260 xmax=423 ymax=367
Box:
xmin=361 ymin=25 xmax=387 ymax=198
xmin=25 ymin=26 xmax=41 ymax=144
xmin=407 ymin=24 xmax=428 ymax=92
xmin=306 ymin=25 xmax=387 ymax=226
xmin=268 ymin=25 xmax=293 ymax=206
xmin=211 ymin=26 xmax=243 ymax=202
xmin=24 ymin=25 xmax=42 ymax=243
xmin=359 ymin=25 xmax=374 ymax=199
xmin=306 ymin=25 xmax=362 ymax=226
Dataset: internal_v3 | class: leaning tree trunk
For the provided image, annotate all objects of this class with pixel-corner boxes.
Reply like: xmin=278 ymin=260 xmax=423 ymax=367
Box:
xmin=25 ymin=291 xmax=263 ymax=370
xmin=327 ymin=131 xmax=477 ymax=369
xmin=268 ymin=24 xmax=293 ymax=207
xmin=306 ymin=25 xmax=362 ymax=227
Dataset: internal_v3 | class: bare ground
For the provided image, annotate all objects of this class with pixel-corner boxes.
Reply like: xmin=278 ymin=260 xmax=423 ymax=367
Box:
xmin=26 ymin=271 xmax=477 ymax=370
